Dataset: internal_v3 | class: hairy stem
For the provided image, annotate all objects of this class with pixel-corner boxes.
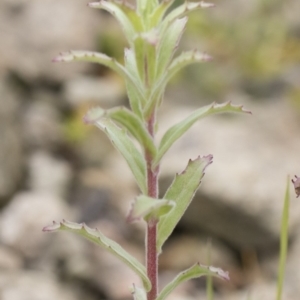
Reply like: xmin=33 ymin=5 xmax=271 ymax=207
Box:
xmin=146 ymin=111 xmax=159 ymax=300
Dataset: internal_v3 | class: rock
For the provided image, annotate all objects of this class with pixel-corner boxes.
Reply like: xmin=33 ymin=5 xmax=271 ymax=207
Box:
xmin=160 ymin=235 xmax=239 ymax=274
xmin=0 ymin=79 xmax=24 ymax=201
xmin=0 ymin=191 xmax=71 ymax=258
xmin=0 ymin=245 xmax=23 ymax=270
xmin=22 ymin=99 xmax=64 ymax=150
xmin=158 ymin=96 xmax=300 ymax=250
xmin=76 ymin=129 xmax=114 ymax=168
xmin=0 ymin=0 xmax=103 ymax=81
xmin=92 ymin=243 xmax=144 ymax=299
xmin=0 ymin=271 xmax=77 ymax=300
xmin=64 ymin=75 xmax=125 ymax=108
xmin=28 ymin=150 xmax=72 ymax=198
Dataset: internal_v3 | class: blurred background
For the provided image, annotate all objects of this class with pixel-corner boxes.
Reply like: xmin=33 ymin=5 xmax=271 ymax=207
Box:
xmin=0 ymin=0 xmax=300 ymax=299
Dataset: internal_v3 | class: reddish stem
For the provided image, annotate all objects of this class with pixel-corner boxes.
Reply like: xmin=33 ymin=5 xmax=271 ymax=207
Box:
xmin=147 ymin=220 xmax=158 ymax=300
xmin=146 ymin=111 xmax=159 ymax=300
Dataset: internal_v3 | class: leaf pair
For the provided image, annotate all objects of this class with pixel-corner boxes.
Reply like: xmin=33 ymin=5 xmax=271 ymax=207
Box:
xmin=83 ymin=103 xmax=250 ymax=195
xmin=43 ymin=220 xmax=229 ymax=299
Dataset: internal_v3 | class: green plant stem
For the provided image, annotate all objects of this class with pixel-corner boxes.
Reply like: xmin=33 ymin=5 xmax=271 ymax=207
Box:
xmin=146 ymin=111 xmax=159 ymax=300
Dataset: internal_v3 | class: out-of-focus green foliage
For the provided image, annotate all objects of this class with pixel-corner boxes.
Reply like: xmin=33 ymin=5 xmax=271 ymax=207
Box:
xmin=169 ymin=0 xmax=300 ymax=100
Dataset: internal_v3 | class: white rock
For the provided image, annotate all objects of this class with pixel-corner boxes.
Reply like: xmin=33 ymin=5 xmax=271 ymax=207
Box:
xmin=0 ymin=0 xmax=102 ymax=81
xmin=64 ymin=75 xmax=125 ymax=108
xmin=0 ymin=271 xmax=76 ymax=300
xmin=28 ymin=150 xmax=72 ymax=197
xmin=22 ymin=101 xmax=63 ymax=149
xmin=0 ymin=191 xmax=71 ymax=258
xmin=158 ymin=96 xmax=300 ymax=249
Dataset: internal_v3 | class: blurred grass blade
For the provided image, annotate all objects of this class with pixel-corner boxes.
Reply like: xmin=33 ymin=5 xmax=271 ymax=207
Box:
xmin=43 ymin=220 xmax=151 ymax=291
xmin=276 ymin=175 xmax=290 ymax=300
xmin=156 ymin=263 xmax=229 ymax=300
xmin=206 ymin=240 xmax=213 ymax=300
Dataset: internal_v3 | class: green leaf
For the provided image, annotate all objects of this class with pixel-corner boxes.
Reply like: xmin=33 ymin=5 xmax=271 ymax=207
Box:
xmin=107 ymin=107 xmax=157 ymax=157
xmin=127 ymin=195 xmax=175 ymax=223
xmin=84 ymin=106 xmax=155 ymax=155
xmin=131 ymin=284 xmax=147 ymax=300
xmin=155 ymin=17 xmax=187 ymax=78
xmin=124 ymin=48 xmax=145 ymax=116
xmin=43 ymin=220 xmax=151 ymax=291
xmin=83 ymin=107 xmax=105 ymax=123
xmin=164 ymin=50 xmax=212 ymax=84
xmin=162 ymin=1 xmax=215 ymax=29
xmin=53 ymin=50 xmax=124 ymax=73
xmin=156 ymin=263 xmax=229 ymax=300
xmin=276 ymin=176 xmax=290 ymax=300
xmin=142 ymin=30 xmax=159 ymax=86
xmin=137 ymin=0 xmax=158 ymax=24
xmin=157 ymin=155 xmax=213 ymax=252
xmin=132 ymin=37 xmax=146 ymax=84
xmin=144 ymin=50 xmax=211 ymax=118
xmin=89 ymin=1 xmax=143 ymax=45
xmin=153 ymin=102 xmax=251 ymax=167
xmin=53 ymin=50 xmax=145 ymax=102
xmin=94 ymin=118 xmax=147 ymax=194
xmin=148 ymin=0 xmax=175 ymax=28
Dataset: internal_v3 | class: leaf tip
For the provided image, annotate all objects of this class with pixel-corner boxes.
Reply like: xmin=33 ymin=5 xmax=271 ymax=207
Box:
xmin=200 ymin=1 xmax=216 ymax=9
xmin=292 ymin=175 xmax=300 ymax=198
xmin=88 ymin=2 xmax=99 ymax=8
xmin=83 ymin=107 xmax=105 ymax=124
xmin=126 ymin=199 xmax=138 ymax=223
xmin=199 ymin=263 xmax=230 ymax=281
xmin=42 ymin=220 xmax=60 ymax=232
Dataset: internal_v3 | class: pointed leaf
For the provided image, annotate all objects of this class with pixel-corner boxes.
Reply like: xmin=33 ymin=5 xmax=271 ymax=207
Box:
xmin=53 ymin=50 xmax=145 ymax=101
xmin=124 ymin=48 xmax=145 ymax=116
xmin=156 ymin=17 xmax=187 ymax=78
xmin=153 ymin=102 xmax=251 ymax=167
xmin=93 ymin=118 xmax=147 ymax=194
xmin=156 ymin=263 xmax=229 ymax=300
xmin=132 ymin=37 xmax=147 ymax=84
xmin=89 ymin=1 xmax=143 ymax=44
xmin=144 ymin=50 xmax=211 ymax=118
xmin=137 ymin=0 xmax=158 ymax=22
xmin=53 ymin=50 xmax=122 ymax=71
xmin=131 ymin=284 xmax=147 ymax=300
xmin=127 ymin=195 xmax=175 ymax=223
xmin=43 ymin=220 xmax=151 ymax=291
xmin=164 ymin=50 xmax=212 ymax=84
xmin=157 ymin=155 xmax=212 ymax=252
xmin=148 ymin=0 xmax=175 ymax=28
xmin=162 ymin=1 xmax=215 ymax=29
xmin=83 ymin=106 xmax=105 ymax=123
xmin=84 ymin=106 xmax=156 ymax=156
xmin=141 ymin=30 xmax=159 ymax=86
xmin=107 ymin=107 xmax=157 ymax=156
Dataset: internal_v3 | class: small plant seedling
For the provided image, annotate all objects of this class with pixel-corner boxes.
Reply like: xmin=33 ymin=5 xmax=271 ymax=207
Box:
xmin=43 ymin=1 xmax=251 ymax=299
